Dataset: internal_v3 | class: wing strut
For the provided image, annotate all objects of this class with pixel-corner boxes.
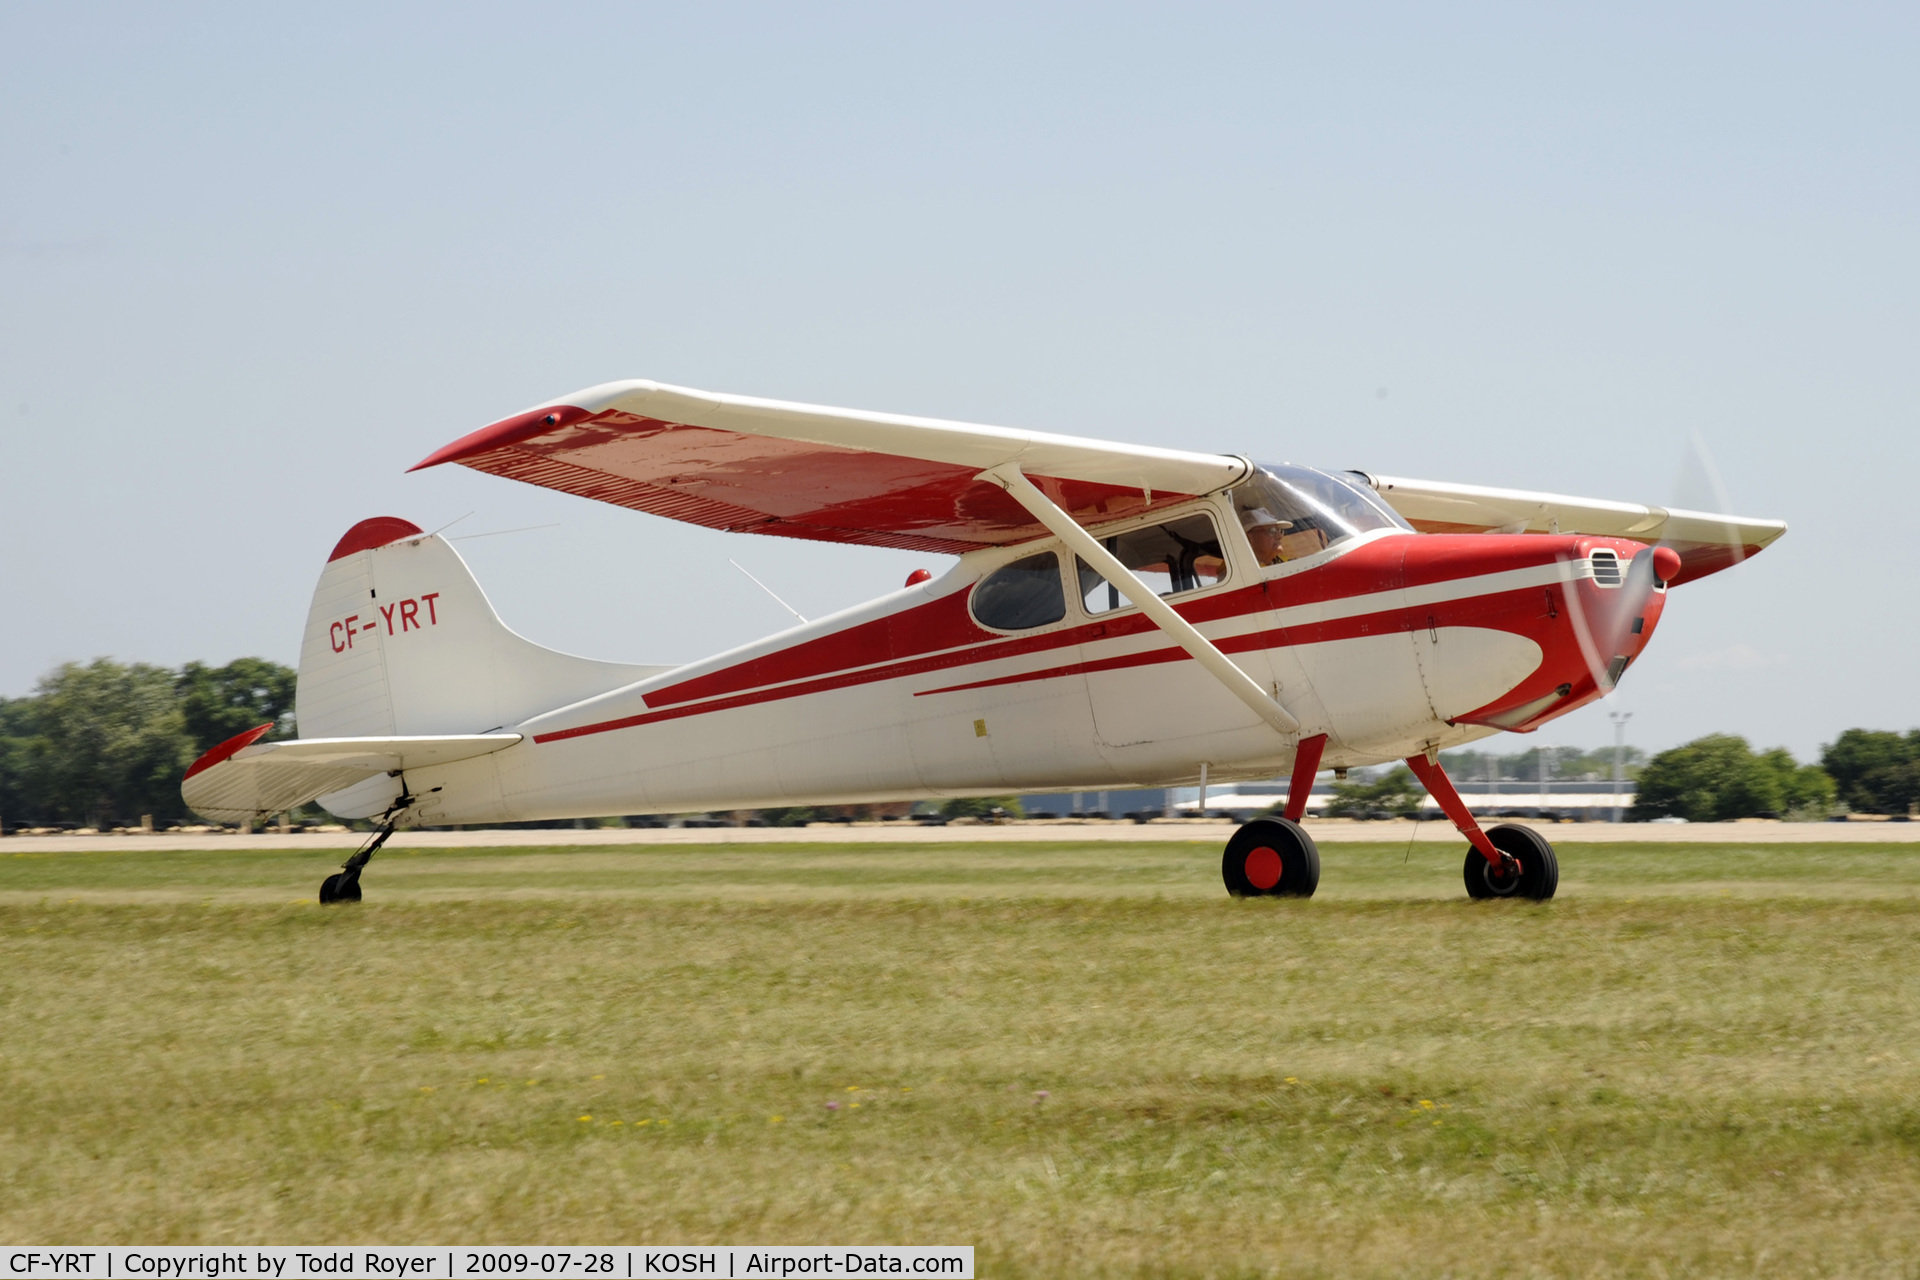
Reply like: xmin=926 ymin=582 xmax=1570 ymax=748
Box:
xmin=979 ymin=465 xmax=1301 ymax=738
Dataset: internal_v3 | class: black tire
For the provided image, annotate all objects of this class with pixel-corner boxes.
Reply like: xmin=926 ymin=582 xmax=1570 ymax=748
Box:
xmin=1462 ymin=824 xmax=1558 ymax=901
xmin=319 ymin=872 xmax=362 ymax=905
xmin=1223 ymin=818 xmax=1321 ymax=899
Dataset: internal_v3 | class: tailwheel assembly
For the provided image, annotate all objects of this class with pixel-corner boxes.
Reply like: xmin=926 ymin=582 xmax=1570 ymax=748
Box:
xmin=1463 ymin=823 xmax=1559 ymax=901
xmin=318 ymin=818 xmax=400 ymax=904
xmin=1222 ymin=817 xmax=1320 ymax=898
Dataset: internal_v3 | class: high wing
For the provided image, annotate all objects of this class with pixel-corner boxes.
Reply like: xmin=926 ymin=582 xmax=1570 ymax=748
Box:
xmin=411 ymin=380 xmax=1253 ymax=554
xmin=1357 ymin=474 xmax=1786 ymax=585
xmin=182 ymin=726 xmax=522 ymax=824
xmin=411 ymin=379 xmax=1782 ymax=580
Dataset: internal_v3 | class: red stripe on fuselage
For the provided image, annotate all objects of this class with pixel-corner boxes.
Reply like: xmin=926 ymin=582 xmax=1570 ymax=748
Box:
xmin=641 ymin=577 xmax=1277 ymax=709
xmin=913 ymin=576 xmax=1573 ymax=699
xmin=532 ymin=534 xmax=1637 ymax=745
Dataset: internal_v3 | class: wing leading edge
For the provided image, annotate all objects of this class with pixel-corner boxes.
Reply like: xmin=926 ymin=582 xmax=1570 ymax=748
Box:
xmin=1358 ymin=473 xmax=1786 ymax=585
xmin=412 ymin=380 xmax=1253 ymax=554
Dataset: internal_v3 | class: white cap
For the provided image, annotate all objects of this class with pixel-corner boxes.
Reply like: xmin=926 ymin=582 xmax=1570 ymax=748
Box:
xmin=1239 ymin=506 xmax=1293 ymax=531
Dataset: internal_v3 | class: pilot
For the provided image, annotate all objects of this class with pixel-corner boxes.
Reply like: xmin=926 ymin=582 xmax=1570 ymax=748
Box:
xmin=1240 ymin=507 xmax=1294 ymax=567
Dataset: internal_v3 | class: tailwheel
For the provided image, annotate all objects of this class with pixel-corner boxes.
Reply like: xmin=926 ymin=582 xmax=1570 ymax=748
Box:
xmin=1463 ymin=823 xmax=1559 ymax=901
xmin=318 ymin=872 xmax=361 ymax=904
xmin=1223 ymin=817 xmax=1320 ymax=899
xmin=318 ymin=818 xmax=400 ymax=905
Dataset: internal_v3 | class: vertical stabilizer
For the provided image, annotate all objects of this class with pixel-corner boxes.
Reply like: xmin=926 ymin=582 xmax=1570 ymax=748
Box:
xmin=296 ymin=518 xmax=670 ymax=739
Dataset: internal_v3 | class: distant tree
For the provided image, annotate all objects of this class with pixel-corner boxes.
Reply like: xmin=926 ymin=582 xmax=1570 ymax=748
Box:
xmin=1439 ymin=745 xmax=1644 ymax=783
xmin=1321 ymin=765 xmax=1424 ymax=818
xmin=174 ymin=658 xmax=297 ymax=752
xmin=1549 ymin=745 xmax=1646 ymax=782
xmin=0 ymin=694 xmax=40 ymax=827
xmin=0 ymin=656 xmax=300 ymax=829
xmin=1438 ymin=748 xmax=1501 ymax=779
xmin=20 ymin=659 xmax=197 ymax=828
xmin=757 ymin=807 xmax=818 ymax=827
xmin=1755 ymin=747 xmax=1838 ymax=819
xmin=939 ymin=796 xmax=1024 ymax=819
xmin=1820 ymin=728 xmax=1920 ymax=815
xmin=1631 ymin=734 xmax=1832 ymax=822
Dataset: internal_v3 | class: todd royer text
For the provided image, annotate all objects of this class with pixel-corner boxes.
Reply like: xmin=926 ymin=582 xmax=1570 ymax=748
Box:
xmin=11 ymin=1247 xmax=970 ymax=1279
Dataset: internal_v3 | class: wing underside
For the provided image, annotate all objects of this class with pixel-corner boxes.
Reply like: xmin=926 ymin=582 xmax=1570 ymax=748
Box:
xmin=411 ymin=379 xmax=1783 ymax=579
xmin=412 ymin=380 xmax=1253 ymax=554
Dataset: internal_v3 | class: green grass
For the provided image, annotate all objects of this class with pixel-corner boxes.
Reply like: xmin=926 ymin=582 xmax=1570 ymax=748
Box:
xmin=4 ymin=840 xmax=1920 ymax=1276
xmin=8 ymin=838 xmax=1920 ymax=901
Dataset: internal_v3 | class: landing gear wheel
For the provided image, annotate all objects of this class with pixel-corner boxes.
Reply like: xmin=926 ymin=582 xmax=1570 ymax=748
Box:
xmin=1463 ymin=824 xmax=1558 ymax=901
xmin=319 ymin=872 xmax=361 ymax=904
xmin=1223 ymin=817 xmax=1320 ymax=898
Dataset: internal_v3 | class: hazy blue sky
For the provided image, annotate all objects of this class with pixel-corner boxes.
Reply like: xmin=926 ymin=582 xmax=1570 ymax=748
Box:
xmin=3 ymin=2 xmax=1914 ymax=761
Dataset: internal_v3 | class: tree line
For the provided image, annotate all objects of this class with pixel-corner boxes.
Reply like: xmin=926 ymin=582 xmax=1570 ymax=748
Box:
xmin=3 ymin=657 xmax=1917 ymax=829
xmin=1438 ymin=744 xmax=1648 ymax=783
xmin=1325 ymin=731 xmax=1917 ymax=822
xmin=0 ymin=658 xmax=295 ymax=830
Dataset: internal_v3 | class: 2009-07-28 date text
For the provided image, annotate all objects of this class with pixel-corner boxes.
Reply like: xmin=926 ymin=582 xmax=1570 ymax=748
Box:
xmin=465 ymin=1256 xmax=615 ymax=1275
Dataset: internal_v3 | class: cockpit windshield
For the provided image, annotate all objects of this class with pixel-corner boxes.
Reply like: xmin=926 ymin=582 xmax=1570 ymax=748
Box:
xmin=1231 ymin=463 xmax=1411 ymax=566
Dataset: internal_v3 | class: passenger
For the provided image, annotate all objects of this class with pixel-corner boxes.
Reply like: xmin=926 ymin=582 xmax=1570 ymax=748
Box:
xmin=1240 ymin=507 xmax=1293 ymax=567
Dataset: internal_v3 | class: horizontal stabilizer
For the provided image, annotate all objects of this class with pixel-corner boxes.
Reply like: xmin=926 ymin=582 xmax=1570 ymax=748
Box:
xmin=1360 ymin=474 xmax=1787 ymax=585
xmin=182 ymin=724 xmax=521 ymax=824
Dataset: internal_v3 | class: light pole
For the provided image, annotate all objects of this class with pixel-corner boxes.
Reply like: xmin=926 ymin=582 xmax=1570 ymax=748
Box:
xmin=1609 ymin=711 xmax=1633 ymax=823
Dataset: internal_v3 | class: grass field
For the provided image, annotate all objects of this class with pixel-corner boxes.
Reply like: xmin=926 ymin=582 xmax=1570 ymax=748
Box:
xmin=4 ymin=838 xmax=1920 ymax=1277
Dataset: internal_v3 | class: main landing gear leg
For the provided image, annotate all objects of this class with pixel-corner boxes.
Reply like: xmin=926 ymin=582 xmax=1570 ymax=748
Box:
xmin=1404 ymin=754 xmax=1558 ymax=901
xmin=319 ymin=815 xmax=401 ymax=905
xmin=1284 ymin=734 xmax=1327 ymax=823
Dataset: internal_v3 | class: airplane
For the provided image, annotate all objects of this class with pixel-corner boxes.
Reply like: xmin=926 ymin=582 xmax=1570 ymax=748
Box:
xmin=181 ymin=380 xmax=1785 ymax=904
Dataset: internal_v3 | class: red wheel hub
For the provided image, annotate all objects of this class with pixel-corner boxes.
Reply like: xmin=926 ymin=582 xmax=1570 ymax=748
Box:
xmin=1244 ymin=846 xmax=1283 ymax=890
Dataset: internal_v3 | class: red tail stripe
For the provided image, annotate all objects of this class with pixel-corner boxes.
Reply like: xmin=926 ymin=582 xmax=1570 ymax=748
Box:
xmin=328 ymin=517 xmax=424 ymax=563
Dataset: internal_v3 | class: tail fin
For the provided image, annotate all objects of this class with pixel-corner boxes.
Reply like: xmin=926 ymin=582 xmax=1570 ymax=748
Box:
xmin=296 ymin=517 xmax=670 ymax=738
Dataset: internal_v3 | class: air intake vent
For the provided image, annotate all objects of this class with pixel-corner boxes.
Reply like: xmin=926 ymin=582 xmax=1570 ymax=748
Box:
xmin=1589 ymin=550 xmax=1623 ymax=587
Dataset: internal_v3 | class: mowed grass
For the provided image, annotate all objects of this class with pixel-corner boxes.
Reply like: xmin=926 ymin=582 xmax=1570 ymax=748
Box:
xmin=4 ymin=840 xmax=1920 ymax=1277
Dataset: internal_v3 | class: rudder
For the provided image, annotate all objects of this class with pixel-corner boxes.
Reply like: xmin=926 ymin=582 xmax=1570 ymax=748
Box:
xmin=297 ymin=517 xmax=670 ymax=740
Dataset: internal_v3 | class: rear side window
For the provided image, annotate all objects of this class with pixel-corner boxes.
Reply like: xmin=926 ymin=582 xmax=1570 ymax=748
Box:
xmin=971 ymin=551 xmax=1067 ymax=631
xmin=1076 ymin=513 xmax=1226 ymax=615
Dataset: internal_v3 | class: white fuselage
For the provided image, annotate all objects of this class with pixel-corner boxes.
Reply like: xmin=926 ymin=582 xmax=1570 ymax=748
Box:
xmin=382 ymin=492 xmax=1640 ymax=827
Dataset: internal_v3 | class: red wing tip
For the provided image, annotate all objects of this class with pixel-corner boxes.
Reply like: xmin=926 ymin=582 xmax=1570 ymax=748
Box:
xmin=329 ymin=516 xmax=427 ymax=562
xmin=184 ymin=723 xmax=275 ymax=780
xmin=408 ymin=403 xmax=592 ymax=472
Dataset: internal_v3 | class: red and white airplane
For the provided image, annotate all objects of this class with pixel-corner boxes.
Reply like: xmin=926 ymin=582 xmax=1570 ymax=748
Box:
xmin=183 ymin=381 xmax=1784 ymax=904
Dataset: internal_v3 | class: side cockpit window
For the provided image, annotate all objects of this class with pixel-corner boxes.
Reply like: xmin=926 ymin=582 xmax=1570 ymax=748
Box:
xmin=1075 ymin=513 xmax=1226 ymax=615
xmin=971 ymin=551 xmax=1067 ymax=631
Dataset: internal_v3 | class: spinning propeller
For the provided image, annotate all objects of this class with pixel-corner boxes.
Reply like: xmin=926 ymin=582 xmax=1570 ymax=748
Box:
xmin=1559 ymin=433 xmax=1753 ymax=703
